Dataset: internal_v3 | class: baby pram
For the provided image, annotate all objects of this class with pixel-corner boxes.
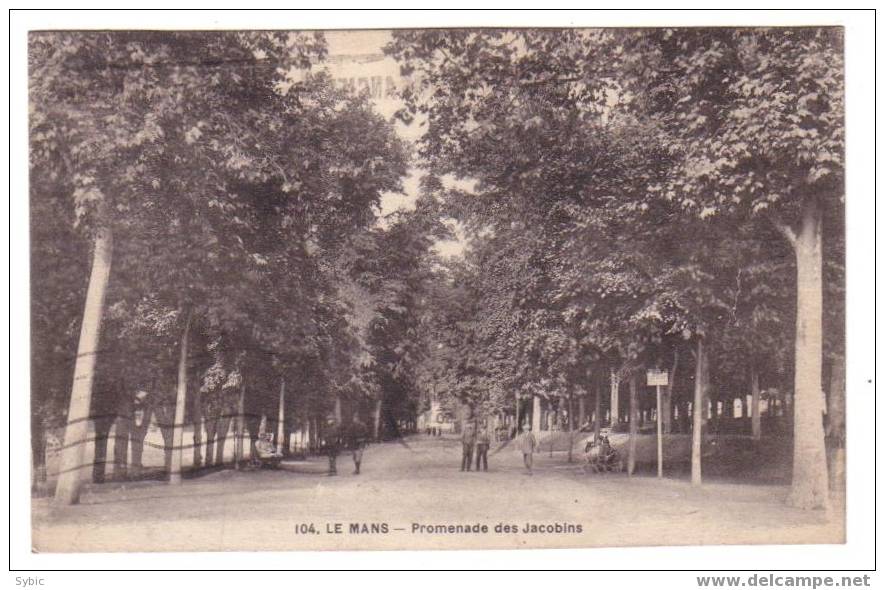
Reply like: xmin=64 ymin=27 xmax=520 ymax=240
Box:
xmin=584 ymin=434 xmax=622 ymax=474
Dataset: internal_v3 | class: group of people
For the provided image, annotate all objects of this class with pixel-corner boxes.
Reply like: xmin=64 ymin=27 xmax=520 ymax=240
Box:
xmin=324 ymin=417 xmax=370 ymax=476
xmin=460 ymin=421 xmax=539 ymax=475
xmin=251 ymin=416 xmax=371 ymax=476
xmin=459 ymin=420 xmax=493 ymax=472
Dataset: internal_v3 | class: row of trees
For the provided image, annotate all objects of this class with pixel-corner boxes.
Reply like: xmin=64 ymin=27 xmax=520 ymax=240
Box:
xmin=31 ymin=28 xmax=845 ymax=513
xmin=386 ymin=28 xmax=844 ymax=510
xmin=30 ymin=31 xmax=438 ymax=504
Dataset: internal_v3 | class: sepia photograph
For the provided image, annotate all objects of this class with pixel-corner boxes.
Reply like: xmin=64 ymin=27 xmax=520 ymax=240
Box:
xmin=23 ymin=17 xmax=857 ymax=559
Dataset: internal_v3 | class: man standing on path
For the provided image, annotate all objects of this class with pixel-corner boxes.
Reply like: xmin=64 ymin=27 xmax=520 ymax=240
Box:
xmin=347 ymin=417 xmax=369 ymax=475
xmin=325 ymin=419 xmax=342 ymax=476
xmin=475 ymin=419 xmax=491 ymax=472
xmin=460 ymin=421 xmax=476 ymax=471
xmin=516 ymin=425 xmax=538 ymax=475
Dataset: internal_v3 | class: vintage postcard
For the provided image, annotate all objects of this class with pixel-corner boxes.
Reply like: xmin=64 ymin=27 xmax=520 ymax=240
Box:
xmin=28 ymin=24 xmax=847 ymax=553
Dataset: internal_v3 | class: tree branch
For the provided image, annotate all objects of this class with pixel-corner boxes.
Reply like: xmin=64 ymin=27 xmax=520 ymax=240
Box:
xmin=519 ymin=76 xmax=583 ymax=87
xmin=770 ymin=216 xmax=797 ymax=248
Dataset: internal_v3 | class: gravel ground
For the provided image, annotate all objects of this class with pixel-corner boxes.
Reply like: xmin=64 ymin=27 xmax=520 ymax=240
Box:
xmin=32 ymin=435 xmax=843 ymax=552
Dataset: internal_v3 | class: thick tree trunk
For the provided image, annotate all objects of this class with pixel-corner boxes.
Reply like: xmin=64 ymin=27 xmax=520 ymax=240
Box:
xmin=55 ymin=226 xmax=113 ymax=505
xmin=784 ymin=200 xmax=830 ymax=510
xmin=216 ymin=413 xmax=233 ymax=466
xmin=153 ymin=402 xmax=175 ymax=475
xmin=578 ymin=396 xmax=586 ymax=427
xmin=169 ymin=309 xmax=192 ymax=485
xmin=284 ymin=431 xmax=292 ymax=457
xmin=691 ymin=337 xmax=707 ymax=486
xmin=826 ymin=353 xmax=846 ymax=494
xmin=751 ymin=368 xmax=762 ymax=440
xmin=112 ymin=391 xmax=131 ymax=481
xmin=627 ymin=374 xmax=638 ymax=476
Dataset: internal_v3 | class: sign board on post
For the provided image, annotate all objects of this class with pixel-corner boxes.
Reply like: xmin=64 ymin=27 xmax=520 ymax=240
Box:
xmin=646 ymin=369 xmax=669 ymax=478
xmin=647 ymin=369 xmax=669 ymax=387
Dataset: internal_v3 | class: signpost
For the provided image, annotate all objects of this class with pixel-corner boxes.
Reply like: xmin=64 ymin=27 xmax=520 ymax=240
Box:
xmin=647 ymin=369 xmax=669 ymax=478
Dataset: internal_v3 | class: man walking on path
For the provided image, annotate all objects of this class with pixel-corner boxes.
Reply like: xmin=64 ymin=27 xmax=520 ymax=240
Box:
xmin=475 ymin=419 xmax=491 ymax=472
xmin=460 ymin=421 xmax=476 ymax=471
xmin=516 ymin=426 xmax=538 ymax=475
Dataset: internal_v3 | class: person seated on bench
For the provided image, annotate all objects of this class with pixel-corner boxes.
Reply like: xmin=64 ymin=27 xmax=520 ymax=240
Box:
xmin=254 ymin=433 xmax=283 ymax=467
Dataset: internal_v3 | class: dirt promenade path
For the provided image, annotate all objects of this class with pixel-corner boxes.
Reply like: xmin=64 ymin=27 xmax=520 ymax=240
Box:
xmin=32 ymin=435 xmax=843 ymax=552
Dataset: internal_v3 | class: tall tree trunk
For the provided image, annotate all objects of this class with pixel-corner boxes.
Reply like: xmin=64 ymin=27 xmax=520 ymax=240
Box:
xmin=55 ymin=226 xmax=113 ymax=505
xmin=567 ymin=394 xmax=574 ymax=463
xmin=216 ymin=413 xmax=232 ymax=466
xmin=112 ymin=389 xmax=131 ymax=480
xmin=310 ymin=416 xmax=319 ymax=452
xmin=169 ymin=308 xmax=192 ymax=485
xmin=783 ymin=200 xmax=829 ymax=510
xmin=234 ymin=380 xmax=246 ymax=468
xmin=129 ymin=402 xmax=152 ymax=478
xmin=826 ymin=353 xmax=846 ymax=494
xmin=299 ymin=417 xmax=307 ymax=452
xmin=751 ymin=368 xmax=762 ymax=440
xmin=373 ymin=398 xmax=382 ymax=441
xmin=664 ymin=350 xmax=678 ymax=434
xmin=204 ymin=403 xmax=218 ymax=469
xmin=91 ymin=415 xmax=113 ymax=484
xmin=192 ymin=383 xmax=203 ymax=469
xmin=532 ymin=395 xmax=542 ymax=434
xmin=691 ymin=337 xmax=707 ymax=486
xmin=154 ymin=403 xmax=175 ymax=475
xmin=277 ymin=379 xmax=286 ymax=453
xmin=609 ymin=369 xmax=619 ymax=425
xmin=627 ymin=374 xmax=638 ymax=476
xmin=314 ymin=417 xmax=323 ymax=452
xmin=593 ymin=381 xmax=601 ymax=440
xmin=249 ymin=421 xmax=260 ymax=461
xmin=31 ymin=414 xmax=48 ymax=496
xmin=723 ymin=397 xmax=734 ymax=425
xmin=578 ymin=396 xmax=586 ymax=428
